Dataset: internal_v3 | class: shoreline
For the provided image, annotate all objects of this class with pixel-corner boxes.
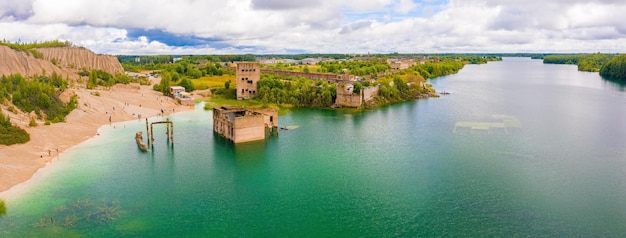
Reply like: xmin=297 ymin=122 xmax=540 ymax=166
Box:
xmin=0 ymin=83 xmax=196 ymax=194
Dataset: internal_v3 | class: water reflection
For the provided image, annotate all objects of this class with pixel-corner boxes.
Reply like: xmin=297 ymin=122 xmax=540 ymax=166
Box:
xmin=601 ymin=76 xmax=626 ymax=92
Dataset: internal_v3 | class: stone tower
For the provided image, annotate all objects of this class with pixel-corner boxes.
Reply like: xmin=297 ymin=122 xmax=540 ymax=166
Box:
xmin=236 ymin=62 xmax=261 ymax=100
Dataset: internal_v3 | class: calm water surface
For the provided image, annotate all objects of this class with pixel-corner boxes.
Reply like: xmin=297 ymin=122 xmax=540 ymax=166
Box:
xmin=1 ymin=57 xmax=625 ymax=237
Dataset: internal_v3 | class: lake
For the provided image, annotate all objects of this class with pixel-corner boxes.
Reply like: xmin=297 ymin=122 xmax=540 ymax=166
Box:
xmin=1 ymin=57 xmax=625 ymax=237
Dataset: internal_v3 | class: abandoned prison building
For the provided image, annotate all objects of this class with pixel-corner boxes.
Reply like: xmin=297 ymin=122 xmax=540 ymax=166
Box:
xmin=213 ymin=106 xmax=279 ymax=143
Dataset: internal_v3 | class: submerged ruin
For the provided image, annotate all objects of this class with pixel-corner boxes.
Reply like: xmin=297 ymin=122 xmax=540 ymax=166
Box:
xmin=212 ymin=106 xmax=278 ymax=143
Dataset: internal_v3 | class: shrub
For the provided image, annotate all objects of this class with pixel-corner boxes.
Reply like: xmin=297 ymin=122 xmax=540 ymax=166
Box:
xmin=0 ymin=111 xmax=30 ymax=145
xmin=0 ymin=199 xmax=6 ymax=216
xmin=29 ymin=117 xmax=37 ymax=127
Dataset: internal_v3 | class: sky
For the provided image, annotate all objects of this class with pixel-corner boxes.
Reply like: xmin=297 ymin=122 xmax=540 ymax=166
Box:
xmin=1 ymin=0 xmax=625 ymax=55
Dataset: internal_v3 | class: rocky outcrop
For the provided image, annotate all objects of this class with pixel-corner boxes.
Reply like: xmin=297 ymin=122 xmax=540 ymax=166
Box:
xmin=37 ymin=47 xmax=123 ymax=75
xmin=0 ymin=45 xmax=123 ymax=79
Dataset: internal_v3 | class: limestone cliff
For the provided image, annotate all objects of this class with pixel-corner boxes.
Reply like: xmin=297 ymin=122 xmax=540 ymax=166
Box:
xmin=0 ymin=45 xmax=123 ymax=79
xmin=37 ymin=47 xmax=123 ymax=75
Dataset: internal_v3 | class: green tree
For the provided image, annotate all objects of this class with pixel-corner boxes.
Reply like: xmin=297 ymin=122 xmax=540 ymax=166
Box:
xmin=179 ymin=78 xmax=195 ymax=92
xmin=171 ymin=72 xmax=180 ymax=82
xmin=158 ymin=72 xmax=171 ymax=95
xmin=87 ymin=70 xmax=98 ymax=89
xmin=224 ymin=80 xmax=231 ymax=89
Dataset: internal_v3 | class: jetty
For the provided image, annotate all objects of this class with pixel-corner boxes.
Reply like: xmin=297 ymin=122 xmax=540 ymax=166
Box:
xmin=135 ymin=118 xmax=175 ymax=151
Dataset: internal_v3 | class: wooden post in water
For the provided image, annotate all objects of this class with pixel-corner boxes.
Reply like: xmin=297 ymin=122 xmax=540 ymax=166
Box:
xmin=170 ymin=121 xmax=174 ymax=143
xmin=150 ymin=124 xmax=154 ymax=144
xmin=166 ymin=118 xmax=170 ymax=141
xmin=145 ymin=118 xmax=149 ymax=145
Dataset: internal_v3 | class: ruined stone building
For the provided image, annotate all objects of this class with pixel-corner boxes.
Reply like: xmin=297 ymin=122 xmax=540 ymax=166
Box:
xmin=236 ymin=62 xmax=261 ymax=100
xmin=335 ymin=80 xmax=380 ymax=108
xmin=213 ymin=106 xmax=278 ymax=143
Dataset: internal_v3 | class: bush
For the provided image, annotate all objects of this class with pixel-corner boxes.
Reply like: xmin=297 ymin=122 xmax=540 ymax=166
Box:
xmin=0 ymin=199 xmax=6 ymax=216
xmin=29 ymin=117 xmax=37 ymax=127
xmin=0 ymin=111 xmax=30 ymax=145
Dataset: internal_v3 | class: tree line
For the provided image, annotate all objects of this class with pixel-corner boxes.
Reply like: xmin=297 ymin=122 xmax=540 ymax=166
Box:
xmin=543 ymin=53 xmax=616 ymax=72
xmin=317 ymin=60 xmax=391 ymax=76
xmin=543 ymin=53 xmax=626 ymax=80
xmin=0 ymin=39 xmax=73 ymax=51
xmin=0 ymin=40 xmax=74 ymax=59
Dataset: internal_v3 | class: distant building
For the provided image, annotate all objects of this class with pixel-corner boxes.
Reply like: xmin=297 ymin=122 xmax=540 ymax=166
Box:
xmin=388 ymin=59 xmax=417 ymax=70
xmin=258 ymin=58 xmax=282 ymax=65
xmin=301 ymin=57 xmax=323 ymax=65
xmin=213 ymin=106 xmax=278 ymax=143
xmin=169 ymin=86 xmax=193 ymax=106
xmin=236 ymin=62 xmax=261 ymax=100
xmin=170 ymin=86 xmax=186 ymax=97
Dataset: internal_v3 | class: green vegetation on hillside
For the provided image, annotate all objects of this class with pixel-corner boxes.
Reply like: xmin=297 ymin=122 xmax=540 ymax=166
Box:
xmin=600 ymin=55 xmax=626 ymax=80
xmin=0 ymin=39 xmax=73 ymax=51
xmin=1 ymin=73 xmax=77 ymax=123
xmin=0 ymin=111 xmax=30 ymax=145
xmin=0 ymin=40 xmax=73 ymax=59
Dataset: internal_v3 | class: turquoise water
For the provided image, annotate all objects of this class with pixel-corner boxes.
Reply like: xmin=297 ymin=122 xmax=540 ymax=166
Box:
xmin=1 ymin=57 xmax=626 ymax=237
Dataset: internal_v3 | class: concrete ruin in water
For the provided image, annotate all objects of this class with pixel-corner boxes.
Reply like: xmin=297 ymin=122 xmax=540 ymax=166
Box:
xmin=213 ymin=106 xmax=279 ymax=143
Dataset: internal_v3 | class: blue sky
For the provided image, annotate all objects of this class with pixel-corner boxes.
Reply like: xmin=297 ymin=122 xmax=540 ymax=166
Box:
xmin=1 ymin=0 xmax=625 ymax=55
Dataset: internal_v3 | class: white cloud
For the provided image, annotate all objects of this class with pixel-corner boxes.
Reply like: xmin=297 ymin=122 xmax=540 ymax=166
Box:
xmin=394 ymin=0 xmax=419 ymax=14
xmin=0 ymin=0 xmax=624 ymax=54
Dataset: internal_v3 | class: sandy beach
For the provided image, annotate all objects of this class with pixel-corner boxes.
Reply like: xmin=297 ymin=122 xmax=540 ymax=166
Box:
xmin=0 ymin=83 xmax=203 ymax=193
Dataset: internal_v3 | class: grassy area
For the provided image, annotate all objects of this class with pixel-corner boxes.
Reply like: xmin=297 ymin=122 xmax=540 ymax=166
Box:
xmin=191 ymin=75 xmax=234 ymax=90
xmin=203 ymin=95 xmax=293 ymax=115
